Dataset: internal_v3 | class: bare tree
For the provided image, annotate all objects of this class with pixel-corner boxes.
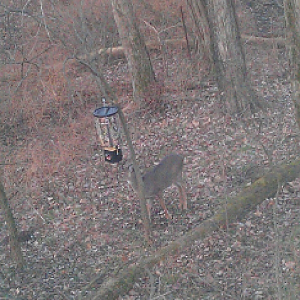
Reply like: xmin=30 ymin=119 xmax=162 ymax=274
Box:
xmin=193 ymin=0 xmax=263 ymax=114
xmin=284 ymin=0 xmax=300 ymax=129
xmin=0 ymin=181 xmax=24 ymax=268
xmin=187 ymin=0 xmax=212 ymax=65
xmin=111 ymin=0 xmax=156 ymax=105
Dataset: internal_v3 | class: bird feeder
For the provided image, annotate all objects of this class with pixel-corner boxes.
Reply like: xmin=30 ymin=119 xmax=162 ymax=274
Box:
xmin=93 ymin=99 xmax=123 ymax=163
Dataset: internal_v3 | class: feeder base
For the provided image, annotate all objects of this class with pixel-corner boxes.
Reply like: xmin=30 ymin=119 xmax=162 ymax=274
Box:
xmin=104 ymin=146 xmax=123 ymax=163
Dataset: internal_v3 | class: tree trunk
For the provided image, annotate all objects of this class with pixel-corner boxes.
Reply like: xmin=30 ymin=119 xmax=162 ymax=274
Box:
xmin=187 ymin=0 xmax=213 ymax=64
xmin=89 ymin=158 xmax=300 ymax=300
xmin=0 ymin=181 xmax=24 ymax=269
xmin=284 ymin=0 xmax=300 ymax=129
xmin=207 ymin=0 xmax=262 ymax=114
xmin=111 ymin=0 xmax=156 ymax=105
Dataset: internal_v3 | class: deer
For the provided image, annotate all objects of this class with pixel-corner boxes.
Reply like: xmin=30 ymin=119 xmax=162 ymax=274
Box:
xmin=128 ymin=154 xmax=187 ymax=220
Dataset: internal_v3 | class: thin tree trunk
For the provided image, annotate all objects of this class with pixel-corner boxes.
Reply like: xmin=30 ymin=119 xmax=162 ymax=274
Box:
xmin=117 ymin=107 xmax=151 ymax=243
xmin=111 ymin=0 xmax=156 ymax=105
xmin=76 ymin=59 xmax=151 ymax=243
xmin=0 ymin=181 xmax=24 ymax=268
xmin=284 ymin=0 xmax=300 ymax=129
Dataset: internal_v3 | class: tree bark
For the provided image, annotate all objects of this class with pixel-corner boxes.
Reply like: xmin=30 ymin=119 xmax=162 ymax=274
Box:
xmin=284 ymin=0 xmax=300 ymax=129
xmin=0 ymin=181 xmax=24 ymax=269
xmin=206 ymin=0 xmax=262 ymax=114
xmin=89 ymin=159 xmax=300 ymax=300
xmin=111 ymin=0 xmax=156 ymax=105
xmin=187 ymin=0 xmax=213 ymax=64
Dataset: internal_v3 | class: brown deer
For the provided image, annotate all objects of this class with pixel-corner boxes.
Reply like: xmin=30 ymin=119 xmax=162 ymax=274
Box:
xmin=128 ymin=154 xmax=187 ymax=219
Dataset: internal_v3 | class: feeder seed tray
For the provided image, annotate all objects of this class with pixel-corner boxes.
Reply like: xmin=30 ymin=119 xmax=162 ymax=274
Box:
xmin=93 ymin=106 xmax=118 ymax=118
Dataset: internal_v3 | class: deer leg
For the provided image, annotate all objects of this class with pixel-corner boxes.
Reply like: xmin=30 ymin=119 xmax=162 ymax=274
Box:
xmin=157 ymin=193 xmax=172 ymax=219
xmin=181 ymin=185 xmax=188 ymax=210
xmin=146 ymin=199 xmax=152 ymax=221
xmin=177 ymin=184 xmax=187 ymax=210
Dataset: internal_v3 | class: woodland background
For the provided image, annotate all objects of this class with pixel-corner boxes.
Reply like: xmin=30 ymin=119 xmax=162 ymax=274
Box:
xmin=1 ymin=0 xmax=300 ymax=299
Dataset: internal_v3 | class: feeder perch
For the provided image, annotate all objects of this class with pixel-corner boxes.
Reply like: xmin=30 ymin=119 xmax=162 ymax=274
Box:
xmin=93 ymin=102 xmax=123 ymax=163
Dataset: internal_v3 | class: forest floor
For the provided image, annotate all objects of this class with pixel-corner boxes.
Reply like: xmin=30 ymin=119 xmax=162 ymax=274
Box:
xmin=2 ymin=1 xmax=300 ymax=299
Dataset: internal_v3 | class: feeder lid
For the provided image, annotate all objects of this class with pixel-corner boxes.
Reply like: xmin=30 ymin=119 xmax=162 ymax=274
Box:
xmin=93 ymin=106 xmax=118 ymax=118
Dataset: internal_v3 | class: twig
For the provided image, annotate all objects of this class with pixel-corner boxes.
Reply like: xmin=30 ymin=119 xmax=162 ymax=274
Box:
xmin=273 ymin=179 xmax=283 ymax=300
xmin=180 ymin=6 xmax=191 ymax=59
xmin=145 ymin=267 xmax=155 ymax=299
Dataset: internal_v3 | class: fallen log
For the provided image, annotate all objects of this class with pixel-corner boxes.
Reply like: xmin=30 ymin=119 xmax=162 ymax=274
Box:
xmin=241 ymin=34 xmax=286 ymax=47
xmin=77 ymin=35 xmax=285 ymax=62
xmin=89 ymin=159 xmax=300 ymax=300
xmin=43 ymin=35 xmax=286 ymax=72
xmin=77 ymin=38 xmax=187 ymax=61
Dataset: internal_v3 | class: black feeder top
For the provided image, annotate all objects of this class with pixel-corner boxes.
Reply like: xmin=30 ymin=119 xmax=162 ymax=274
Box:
xmin=93 ymin=106 xmax=118 ymax=118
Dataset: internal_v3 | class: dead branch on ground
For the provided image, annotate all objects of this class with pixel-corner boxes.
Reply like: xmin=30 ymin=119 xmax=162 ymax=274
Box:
xmin=78 ymin=35 xmax=285 ymax=61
